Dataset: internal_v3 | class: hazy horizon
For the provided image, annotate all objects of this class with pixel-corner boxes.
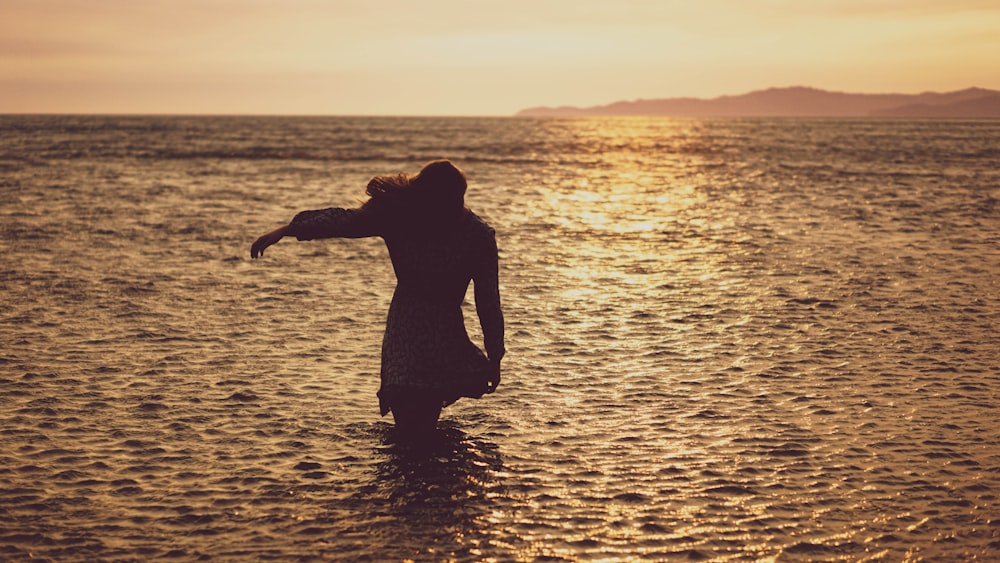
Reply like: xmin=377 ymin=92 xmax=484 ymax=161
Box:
xmin=3 ymin=0 xmax=1000 ymax=116
xmin=2 ymin=85 xmax=998 ymax=118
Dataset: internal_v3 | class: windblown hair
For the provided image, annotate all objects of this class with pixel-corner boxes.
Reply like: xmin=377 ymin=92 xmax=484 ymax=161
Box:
xmin=362 ymin=160 xmax=468 ymax=225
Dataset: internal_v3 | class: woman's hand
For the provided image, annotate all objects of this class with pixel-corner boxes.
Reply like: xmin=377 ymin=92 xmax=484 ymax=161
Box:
xmin=250 ymin=225 xmax=290 ymax=258
xmin=485 ymin=358 xmax=501 ymax=393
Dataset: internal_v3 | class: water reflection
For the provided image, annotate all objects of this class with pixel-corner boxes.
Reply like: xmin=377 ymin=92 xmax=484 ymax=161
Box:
xmin=342 ymin=422 xmax=509 ymax=560
xmin=4 ymin=116 xmax=998 ymax=560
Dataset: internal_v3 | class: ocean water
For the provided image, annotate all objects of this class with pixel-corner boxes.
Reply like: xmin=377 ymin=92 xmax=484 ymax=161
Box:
xmin=1 ymin=115 xmax=998 ymax=561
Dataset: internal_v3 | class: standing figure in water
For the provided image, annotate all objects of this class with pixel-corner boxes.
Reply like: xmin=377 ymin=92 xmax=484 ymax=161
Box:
xmin=250 ymin=160 xmax=504 ymax=439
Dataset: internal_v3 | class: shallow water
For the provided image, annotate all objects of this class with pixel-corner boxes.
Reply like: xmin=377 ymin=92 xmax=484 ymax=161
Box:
xmin=1 ymin=115 xmax=999 ymax=561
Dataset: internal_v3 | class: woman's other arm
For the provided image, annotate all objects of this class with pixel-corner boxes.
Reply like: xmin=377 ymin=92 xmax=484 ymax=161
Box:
xmin=474 ymin=227 xmax=505 ymax=389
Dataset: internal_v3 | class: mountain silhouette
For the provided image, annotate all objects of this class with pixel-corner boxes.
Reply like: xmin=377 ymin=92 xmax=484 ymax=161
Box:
xmin=516 ymin=87 xmax=1000 ymax=118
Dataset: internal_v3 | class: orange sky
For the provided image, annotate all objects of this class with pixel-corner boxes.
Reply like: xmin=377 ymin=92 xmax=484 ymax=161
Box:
xmin=3 ymin=0 xmax=999 ymax=115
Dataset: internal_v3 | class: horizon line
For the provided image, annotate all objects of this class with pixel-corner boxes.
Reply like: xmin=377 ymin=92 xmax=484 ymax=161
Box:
xmin=4 ymin=112 xmax=1000 ymax=121
xmin=4 ymin=86 xmax=997 ymax=119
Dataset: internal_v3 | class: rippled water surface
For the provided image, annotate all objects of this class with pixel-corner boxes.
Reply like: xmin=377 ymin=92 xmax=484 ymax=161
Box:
xmin=2 ymin=115 xmax=999 ymax=561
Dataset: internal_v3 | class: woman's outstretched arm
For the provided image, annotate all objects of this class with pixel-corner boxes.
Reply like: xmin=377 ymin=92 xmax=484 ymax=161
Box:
xmin=249 ymin=207 xmax=381 ymax=258
xmin=250 ymin=225 xmax=290 ymax=258
xmin=287 ymin=207 xmax=381 ymax=241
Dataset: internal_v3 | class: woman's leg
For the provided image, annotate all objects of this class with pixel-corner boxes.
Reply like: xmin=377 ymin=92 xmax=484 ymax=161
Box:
xmin=390 ymin=396 xmax=442 ymax=439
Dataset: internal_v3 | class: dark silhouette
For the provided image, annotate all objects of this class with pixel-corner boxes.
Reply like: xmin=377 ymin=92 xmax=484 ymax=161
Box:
xmin=251 ymin=160 xmax=504 ymax=439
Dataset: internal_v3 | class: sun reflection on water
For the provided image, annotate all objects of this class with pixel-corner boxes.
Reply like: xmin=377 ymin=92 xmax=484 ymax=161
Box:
xmin=4 ymin=116 xmax=998 ymax=561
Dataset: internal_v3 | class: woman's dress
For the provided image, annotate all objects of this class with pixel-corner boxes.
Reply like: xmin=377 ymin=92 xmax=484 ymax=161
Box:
xmin=286 ymin=207 xmax=505 ymax=415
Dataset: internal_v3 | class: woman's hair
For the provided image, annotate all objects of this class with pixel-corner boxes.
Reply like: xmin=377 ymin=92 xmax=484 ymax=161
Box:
xmin=362 ymin=160 xmax=468 ymax=223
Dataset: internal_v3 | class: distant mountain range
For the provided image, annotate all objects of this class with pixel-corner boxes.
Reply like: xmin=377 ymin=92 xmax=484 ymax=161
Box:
xmin=515 ymin=87 xmax=1000 ymax=118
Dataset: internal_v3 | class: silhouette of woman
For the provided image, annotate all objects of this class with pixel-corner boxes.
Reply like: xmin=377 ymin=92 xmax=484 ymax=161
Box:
xmin=250 ymin=160 xmax=504 ymax=438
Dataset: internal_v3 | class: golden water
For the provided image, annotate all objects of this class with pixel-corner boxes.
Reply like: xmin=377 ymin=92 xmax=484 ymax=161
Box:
xmin=2 ymin=116 xmax=998 ymax=560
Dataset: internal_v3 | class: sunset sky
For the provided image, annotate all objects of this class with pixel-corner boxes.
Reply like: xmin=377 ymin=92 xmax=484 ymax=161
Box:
xmin=3 ymin=0 xmax=999 ymax=115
